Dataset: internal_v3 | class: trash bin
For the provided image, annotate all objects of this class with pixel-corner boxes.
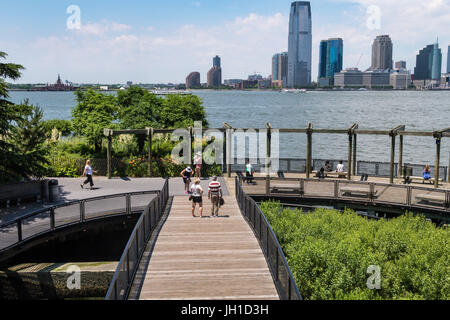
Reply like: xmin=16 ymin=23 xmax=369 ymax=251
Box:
xmin=49 ymin=179 xmax=59 ymax=202
xmin=403 ymin=166 xmax=413 ymax=177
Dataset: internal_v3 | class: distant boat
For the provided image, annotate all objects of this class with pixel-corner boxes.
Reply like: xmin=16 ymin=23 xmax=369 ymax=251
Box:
xmin=281 ymin=89 xmax=307 ymax=93
xmin=358 ymin=88 xmax=368 ymax=91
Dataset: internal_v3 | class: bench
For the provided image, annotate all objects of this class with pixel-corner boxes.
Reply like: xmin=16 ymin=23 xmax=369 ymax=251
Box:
xmin=340 ymin=186 xmax=376 ymax=198
xmin=270 ymin=184 xmax=301 ymax=194
xmin=237 ymin=171 xmax=255 ymax=184
xmin=313 ymin=171 xmax=348 ymax=179
xmin=408 ymin=176 xmax=443 ymax=185
xmin=415 ymin=194 xmax=446 ymax=205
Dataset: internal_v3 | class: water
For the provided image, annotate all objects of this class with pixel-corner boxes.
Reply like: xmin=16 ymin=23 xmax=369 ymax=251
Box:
xmin=8 ymin=90 xmax=450 ymax=164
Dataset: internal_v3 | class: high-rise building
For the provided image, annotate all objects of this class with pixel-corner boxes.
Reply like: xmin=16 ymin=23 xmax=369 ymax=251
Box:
xmin=186 ymin=72 xmax=200 ymax=89
xmin=371 ymin=35 xmax=393 ymax=71
xmin=395 ymin=61 xmax=406 ymax=70
xmin=287 ymin=1 xmax=312 ymax=87
xmin=414 ymin=42 xmax=442 ymax=81
xmin=207 ymin=56 xmax=222 ymax=87
xmin=272 ymin=52 xmax=288 ymax=87
xmin=446 ymin=45 xmax=450 ymax=73
xmin=318 ymin=38 xmax=343 ymax=85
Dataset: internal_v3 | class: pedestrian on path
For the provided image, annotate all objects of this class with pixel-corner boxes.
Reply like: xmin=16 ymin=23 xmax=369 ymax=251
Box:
xmin=194 ymin=152 xmax=202 ymax=179
xmin=81 ymin=160 xmax=95 ymax=190
xmin=180 ymin=166 xmax=193 ymax=194
xmin=208 ymin=176 xmax=223 ymax=217
xmin=190 ymin=178 xmax=203 ymax=218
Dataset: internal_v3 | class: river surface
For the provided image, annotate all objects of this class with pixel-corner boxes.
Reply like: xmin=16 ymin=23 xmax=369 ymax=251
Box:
xmin=8 ymin=90 xmax=450 ymax=164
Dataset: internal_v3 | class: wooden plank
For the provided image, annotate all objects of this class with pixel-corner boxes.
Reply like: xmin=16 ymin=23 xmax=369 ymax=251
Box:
xmin=137 ymin=196 xmax=279 ymax=300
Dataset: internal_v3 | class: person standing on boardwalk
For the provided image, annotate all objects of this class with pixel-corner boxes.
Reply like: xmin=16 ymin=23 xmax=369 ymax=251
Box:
xmin=194 ymin=152 xmax=202 ymax=179
xmin=190 ymin=178 xmax=203 ymax=218
xmin=81 ymin=160 xmax=95 ymax=190
xmin=336 ymin=161 xmax=345 ymax=173
xmin=180 ymin=166 xmax=193 ymax=194
xmin=208 ymin=176 xmax=223 ymax=217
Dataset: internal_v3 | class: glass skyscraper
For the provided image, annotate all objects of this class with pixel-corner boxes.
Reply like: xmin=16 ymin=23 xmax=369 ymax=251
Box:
xmin=414 ymin=42 xmax=442 ymax=81
xmin=371 ymin=35 xmax=393 ymax=71
xmin=272 ymin=52 xmax=288 ymax=87
xmin=318 ymin=38 xmax=343 ymax=81
xmin=447 ymin=45 xmax=450 ymax=73
xmin=287 ymin=1 xmax=312 ymax=88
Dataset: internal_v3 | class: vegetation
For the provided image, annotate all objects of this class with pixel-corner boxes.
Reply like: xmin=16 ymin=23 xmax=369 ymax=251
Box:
xmin=260 ymin=201 xmax=449 ymax=300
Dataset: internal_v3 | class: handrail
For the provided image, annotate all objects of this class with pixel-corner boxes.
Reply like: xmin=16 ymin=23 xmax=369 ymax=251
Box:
xmin=105 ymin=178 xmax=169 ymax=300
xmin=235 ymin=177 xmax=302 ymax=300
xmin=0 ymin=190 xmax=162 ymax=253
xmin=240 ymin=176 xmax=450 ymax=216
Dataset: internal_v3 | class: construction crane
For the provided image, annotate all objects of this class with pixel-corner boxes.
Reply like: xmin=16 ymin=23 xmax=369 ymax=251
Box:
xmin=355 ymin=54 xmax=364 ymax=69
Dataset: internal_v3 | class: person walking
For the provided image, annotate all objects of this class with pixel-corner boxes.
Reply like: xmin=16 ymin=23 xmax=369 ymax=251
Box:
xmin=180 ymin=166 xmax=193 ymax=194
xmin=81 ymin=160 xmax=95 ymax=190
xmin=208 ymin=176 xmax=223 ymax=217
xmin=190 ymin=178 xmax=203 ymax=218
xmin=194 ymin=152 xmax=202 ymax=179
xmin=245 ymin=160 xmax=254 ymax=184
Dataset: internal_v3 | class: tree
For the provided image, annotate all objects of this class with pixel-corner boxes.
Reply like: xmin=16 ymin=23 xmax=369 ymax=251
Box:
xmin=9 ymin=103 xmax=50 ymax=179
xmin=0 ymin=51 xmax=35 ymax=182
xmin=71 ymin=89 xmax=118 ymax=153
xmin=117 ymin=86 xmax=163 ymax=153
xmin=159 ymin=94 xmax=208 ymax=129
xmin=42 ymin=119 xmax=73 ymax=137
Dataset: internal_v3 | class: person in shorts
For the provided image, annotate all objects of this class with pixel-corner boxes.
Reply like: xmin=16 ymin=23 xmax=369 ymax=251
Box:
xmin=194 ymin=152 xmax=202 ymax=179
xmin=208 ymin=176 xmax=223 ymax=217
xmin=180 ymin=166 xmax=193 ymax=194
xmin=190 ymin=178 xmax=203 ymax=218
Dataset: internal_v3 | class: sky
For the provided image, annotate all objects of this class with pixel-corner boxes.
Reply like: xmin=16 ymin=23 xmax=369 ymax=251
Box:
xmin=1 ymin=0 xmax=449 ymax=84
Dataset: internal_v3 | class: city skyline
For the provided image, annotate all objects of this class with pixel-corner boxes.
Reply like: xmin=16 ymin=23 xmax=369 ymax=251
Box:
xmin=1 ymin=0 xmax=450 ymax=83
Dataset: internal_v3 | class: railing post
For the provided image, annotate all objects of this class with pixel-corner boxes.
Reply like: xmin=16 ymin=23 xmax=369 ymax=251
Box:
xmin=407 ymin=186 xmax=412 ymax=207
xmin=434 ymin=136 xmax=441 ymax=189
xmin=126 ymin=194 xmax=131 ymax=215
xmin=334 ymin=180 xmax=339 ymax=199
xmin=17 ymin=220 xmax=22 ymax=243
xmin=306 ymin=124 xmax=313 ymax=179
xmin=50 ymin=208 xmax=55 ymax=230
xmin=80 ymin=201 xmax=85 ymax=222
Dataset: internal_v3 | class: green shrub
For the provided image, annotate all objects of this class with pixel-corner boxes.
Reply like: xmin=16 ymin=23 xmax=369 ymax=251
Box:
xmin=260 ymin=202 xmax=449 ymax=300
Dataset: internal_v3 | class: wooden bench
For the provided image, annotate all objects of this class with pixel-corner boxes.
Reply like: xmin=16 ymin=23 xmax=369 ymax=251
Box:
xmin=270 ymin=184 xmax=301 ymax=194
xmin=340 ymin=186 xmax=376 ymax=198
xmin=408 ymin=176 xmax=443 ymax=185
xmin=313 ymin=171 xmax=348 ymax=179
xmin=415 ymin=194 xmax=446 ymax=205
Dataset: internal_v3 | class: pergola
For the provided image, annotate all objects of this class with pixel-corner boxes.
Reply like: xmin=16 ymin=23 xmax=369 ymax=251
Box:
xmin=104 ymin=125 xmax=450 ymax=188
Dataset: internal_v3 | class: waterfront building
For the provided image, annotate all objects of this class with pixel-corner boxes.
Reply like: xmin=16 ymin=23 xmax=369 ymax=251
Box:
xmin=272 ymin=52 xmax=288 ymax=88
xmin=207 ymin=56 xmax=222 ymax=87
xmin=287 ymin=1 xmax=312 ymax=87
xmin=186 ymin=72 xmax=201 ymax=89
xmin=318 ymin=38 xmax=343 ymax=86
xmin=239 ymin=80 xmax=258 ymax=89
xmin=224 ymin=79 xmax=242 ymax=86
xmin=447 ymin=45 xmax=450 ymax=73
xmin=370 ymin=35 xmax=393 ymax=71
xmin=395 ymin=61 xmax=406 ymax=70
xmin=33 ymin=74 xmax=75 ymax=91
xmin=390 ymin=70 xmax=411 ymax=90
xmin=414 ymin=41 xmax=442 ymax=87
xmin=441 ymin=73 xmax=450 ymax=88
xmin=257 ymin=79 xmax=272 ymax=89
xmin=362 ymin=71 xmax=391 ymax=89
xmin=334 ymin=68 xmax=363 ymax=87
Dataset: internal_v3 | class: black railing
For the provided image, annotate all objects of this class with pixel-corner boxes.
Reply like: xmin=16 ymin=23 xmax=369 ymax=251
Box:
xmin=235 ymin=177 xmax=302 ymax=300
xmin=105 ymin=178 xmax=169 ymax=300
xmin=0 ymin=190 xmax=162 ymax=253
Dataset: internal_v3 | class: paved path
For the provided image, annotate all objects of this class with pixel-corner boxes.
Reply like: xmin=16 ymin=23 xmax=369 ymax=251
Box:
xmin=133 ymin=195 xmax=279 ymax=300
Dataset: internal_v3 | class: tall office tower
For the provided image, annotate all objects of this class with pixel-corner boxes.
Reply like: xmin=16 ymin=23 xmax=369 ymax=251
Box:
xmin=318 ymin=38 xmax=343 ymax=83
xmin=186 ymin=72 xmax=200 ymax=89
xmin=213 ymin=55 xmax=221 ymax=68
xmin=447 ymin=45 xmax=450 ymax=73
xmin=272 ymin=52 xmax=288 ymax=87
xmin=287 ymin=1 xmax=312 ymax=87
xmin=207 ymin=56 xmax=222 ymax=87
xmin=371 ymin=35 xmax=393 ymax=71
xmin=414 ymin=42 xmax=442 ymax=81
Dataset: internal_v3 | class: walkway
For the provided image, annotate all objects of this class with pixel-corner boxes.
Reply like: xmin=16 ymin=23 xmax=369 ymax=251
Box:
xmin=132 ymin=195 xmax=279 ymax=300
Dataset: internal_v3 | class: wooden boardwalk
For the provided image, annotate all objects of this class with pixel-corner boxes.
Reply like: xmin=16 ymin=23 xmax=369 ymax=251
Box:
xmin=134 ymin=195 xmax=279 ymax=300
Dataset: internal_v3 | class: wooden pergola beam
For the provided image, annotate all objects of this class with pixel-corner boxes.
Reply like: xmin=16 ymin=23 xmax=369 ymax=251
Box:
xmin=223 ymin=123 xmax=233 ymax=178
xmin=306 ymin=123 xmax=313 ymax=179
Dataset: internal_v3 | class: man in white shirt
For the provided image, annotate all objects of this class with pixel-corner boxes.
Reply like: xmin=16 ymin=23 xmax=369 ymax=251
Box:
xmin=336 ymin=161 xmax=345 ymax=173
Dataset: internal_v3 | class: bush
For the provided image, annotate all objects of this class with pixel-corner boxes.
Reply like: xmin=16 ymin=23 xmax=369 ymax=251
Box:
xmin=260 ymin=201 xmax=449 ymax=300
xmin=42 ymin=119 xmax=73 ymax=136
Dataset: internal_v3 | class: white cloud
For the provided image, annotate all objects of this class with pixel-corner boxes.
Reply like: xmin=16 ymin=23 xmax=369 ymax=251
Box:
xmin=75 ymin=20 xmax=132 ymax=36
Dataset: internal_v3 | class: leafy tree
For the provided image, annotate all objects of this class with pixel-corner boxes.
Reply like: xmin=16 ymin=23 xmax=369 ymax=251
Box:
xmin=42 ymin=119 xmax=73 ymax=137
xmin=159 ymin=94 xmax=208 ymax=128
xmin=0 ymin=51 xmax=34 ymax=182
xmin=71 ymin=89 xmax=117 ymax=153
xmin=117 ymin=86 xmax=163 ymax=153
xmin=9 ymin=103 xmax=50 ymax=179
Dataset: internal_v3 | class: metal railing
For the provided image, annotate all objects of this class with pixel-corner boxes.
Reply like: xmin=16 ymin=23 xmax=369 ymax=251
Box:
xmin=0 ymin=190 xmax=162 ymax=253
xmin=235 ymin=177 xmax=302 ymax=300
xmin=227 ymin=158 xmax=449 ymax=181
xmin=240 ymin=177 xmax=450 ymax=214
xmin=105 ymin=178 xmax=169 ymax=300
